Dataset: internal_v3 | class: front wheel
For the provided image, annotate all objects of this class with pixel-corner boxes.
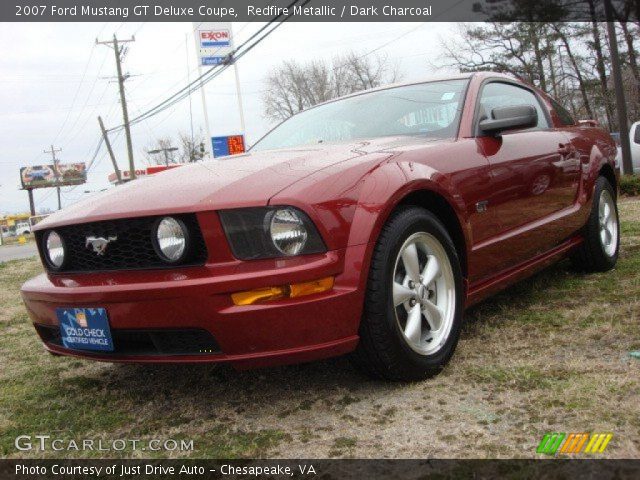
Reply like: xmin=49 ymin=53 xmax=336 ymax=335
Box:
xmin=352 ymin=206 xmax=464 ymax=381
xmin=571 ymin=176 xmax=620 ymax=272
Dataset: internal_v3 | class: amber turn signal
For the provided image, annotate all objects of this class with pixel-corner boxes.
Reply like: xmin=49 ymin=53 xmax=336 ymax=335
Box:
xmin=231 ymin=277 xmax=334 ymax=306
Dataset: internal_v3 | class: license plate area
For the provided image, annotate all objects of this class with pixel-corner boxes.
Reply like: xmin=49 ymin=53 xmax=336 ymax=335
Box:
xmin=56 ymin=308 xmax=114 ymax=352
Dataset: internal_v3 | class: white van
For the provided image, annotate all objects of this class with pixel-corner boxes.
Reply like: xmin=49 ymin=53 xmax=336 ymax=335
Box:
xmin=632 ymin=121 xmax=640 ymax=173
xmin=617 ymin=121 xmax=640 ymax=174
xmin=15 ymin=221 xmax=31 ymax=236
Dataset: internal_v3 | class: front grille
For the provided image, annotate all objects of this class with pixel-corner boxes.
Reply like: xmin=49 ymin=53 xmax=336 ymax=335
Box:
xmin=34 ymin=324 xmax=221 ymax=356
xmin=37 ymin=214 xmax=207 ymax=273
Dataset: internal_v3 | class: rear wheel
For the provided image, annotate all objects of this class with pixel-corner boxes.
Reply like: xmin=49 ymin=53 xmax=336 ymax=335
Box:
xmin=571 ymin=176 xmax=619 ymax=272
xmin=352 ymin=206 xmax=464 ymax=381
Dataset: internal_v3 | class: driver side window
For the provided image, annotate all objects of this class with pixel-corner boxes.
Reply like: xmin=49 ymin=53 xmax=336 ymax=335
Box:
xmin=479 ymin=82 xmax=549 ymax=130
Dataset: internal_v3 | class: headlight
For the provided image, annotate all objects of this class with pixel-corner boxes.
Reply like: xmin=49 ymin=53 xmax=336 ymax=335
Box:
xmin=219 ymin=207 xmax=326 ymax=260
xmin=153 ymin=217 xmax=188 ymax=263
xmin=44 ymin=230 xmax=65 ymax=269
xmin=269 ymin=209 xmax=308 ymax=255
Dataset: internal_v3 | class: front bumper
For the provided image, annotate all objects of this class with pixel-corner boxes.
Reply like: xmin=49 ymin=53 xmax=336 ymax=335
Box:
xmin=21 ymin=244 xmax=368 ymax=369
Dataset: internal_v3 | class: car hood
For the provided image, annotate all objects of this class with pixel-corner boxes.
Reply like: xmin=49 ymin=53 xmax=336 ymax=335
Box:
xmin=36 ymin=136 xmax=450 ymax=230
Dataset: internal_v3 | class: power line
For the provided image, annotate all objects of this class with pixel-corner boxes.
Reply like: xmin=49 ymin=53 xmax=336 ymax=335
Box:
xmin=127 ymin=22 xmax=252 ymax=102
xmin=56 ymin=51 xmax=112 ymax=148
xmin=49 ymin=44 xmax=98 ymax=146
xmin=60 ymin=82 xmax=112 ymax=148
xmin=109 ymin=1 xmax=305 ymax=131
xmin=129 ymin=23 xmax=281 ymax=125
xmin=40 ymin=23 xmax=110 ymax=163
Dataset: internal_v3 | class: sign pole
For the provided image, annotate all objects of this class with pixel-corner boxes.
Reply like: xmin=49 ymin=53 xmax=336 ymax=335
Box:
xmin=198 ymin=62 xmax=213 ymax=158
xmin=27 ymin=189 xmax=35 ymax=216
xmin=193 ymin=22 xmax=238 ymax=159
xmin=231 ymin=24 xmax=246 ymax=136
xmin=233 ymin=61 xmax=246 ymax=136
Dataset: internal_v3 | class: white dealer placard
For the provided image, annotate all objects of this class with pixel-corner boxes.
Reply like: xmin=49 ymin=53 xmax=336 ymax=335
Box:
xmin=193 ymin=22 xmax=234 ymax=66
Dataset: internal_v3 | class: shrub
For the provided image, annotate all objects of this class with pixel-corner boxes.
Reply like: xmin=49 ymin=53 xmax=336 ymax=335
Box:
xmin=620 ymin=175 xmax=640 ymax=197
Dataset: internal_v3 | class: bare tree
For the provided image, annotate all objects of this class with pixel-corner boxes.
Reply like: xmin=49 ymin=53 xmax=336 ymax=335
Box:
xmin=439 ymin=20 xmax=640 ymax=130
xmin=437 ymin=23 xmax=553 ymax=89
xmin=262 ymin=51 xmax=400 ymax=122
xmin=178 ymin=130 xmax=207 ymax=163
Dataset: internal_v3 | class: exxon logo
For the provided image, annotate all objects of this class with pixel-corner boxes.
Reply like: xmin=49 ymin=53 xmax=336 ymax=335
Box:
xmin=200 ymin=30 xmax=230 ymax=47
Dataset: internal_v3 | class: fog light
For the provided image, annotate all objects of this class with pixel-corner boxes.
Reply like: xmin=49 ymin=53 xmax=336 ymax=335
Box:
xmin=154 ymin=217 xmax=188 ymax=263
xmin=231 ymin=276 xmax=334 ymax=306
xmin=44 ymin=230 xmax=65 ymax=270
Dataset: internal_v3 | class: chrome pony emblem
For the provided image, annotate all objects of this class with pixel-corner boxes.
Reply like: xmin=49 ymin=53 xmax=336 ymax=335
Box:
xmin=85 ymin=236 xmax=117 ymax=256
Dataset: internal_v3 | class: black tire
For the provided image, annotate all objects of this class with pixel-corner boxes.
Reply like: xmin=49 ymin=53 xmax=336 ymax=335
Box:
xmin=571 ymin=176 xmax=620 ymax=272
xmin=351 ymin=206 xmax=464 ymax=381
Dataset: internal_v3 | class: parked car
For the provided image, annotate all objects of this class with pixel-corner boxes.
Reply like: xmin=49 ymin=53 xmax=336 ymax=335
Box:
xmin=21 ymin=72 xmax=619 ymax=380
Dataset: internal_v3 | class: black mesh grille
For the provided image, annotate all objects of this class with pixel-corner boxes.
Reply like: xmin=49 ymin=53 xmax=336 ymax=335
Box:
xmin=34 ymin=324 xmax=221 ymax=356
xmin=37 ymin=214 xmax=207 ymax=273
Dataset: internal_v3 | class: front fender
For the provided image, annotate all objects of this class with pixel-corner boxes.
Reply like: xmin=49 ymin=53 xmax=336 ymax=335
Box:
xmin=348 ymin=161 xmax=471 ymax=250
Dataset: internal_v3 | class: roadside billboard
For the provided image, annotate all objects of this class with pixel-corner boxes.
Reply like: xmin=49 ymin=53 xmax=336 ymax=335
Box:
xmin=193 ymin=22 xmax=234 ymax=66
xmin=20 ymin=163 xmax=86 ymax=189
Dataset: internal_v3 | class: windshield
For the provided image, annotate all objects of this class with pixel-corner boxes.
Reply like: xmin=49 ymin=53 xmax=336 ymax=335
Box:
xmin=252 ymin=79 xmax=469 ymax=152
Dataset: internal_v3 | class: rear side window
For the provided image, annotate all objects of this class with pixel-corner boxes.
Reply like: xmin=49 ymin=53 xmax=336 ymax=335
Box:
xmin=478 ymin=82 xmax=549 ymax=129
xmin=549 ymin=97 xmax=576 ymax=126
xmin=635 ymin=124 xmax=640 ymax=144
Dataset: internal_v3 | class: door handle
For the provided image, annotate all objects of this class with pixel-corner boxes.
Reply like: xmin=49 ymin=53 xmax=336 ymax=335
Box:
xmin=557 ymin=144 xmax=572 ymax=155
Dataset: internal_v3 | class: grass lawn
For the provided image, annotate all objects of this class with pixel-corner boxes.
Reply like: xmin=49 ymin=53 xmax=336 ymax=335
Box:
xmin=1 ymin=200 xmax=638 ymax=459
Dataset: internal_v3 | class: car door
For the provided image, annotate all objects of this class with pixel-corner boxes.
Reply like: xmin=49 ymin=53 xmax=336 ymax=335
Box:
xmin=474 ymin=81 xmax=580 ymax=272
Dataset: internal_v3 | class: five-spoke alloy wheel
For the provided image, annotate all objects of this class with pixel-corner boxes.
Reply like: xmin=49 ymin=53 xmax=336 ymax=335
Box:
xmin=598 ymin=188 xmax=618 ymax=258
xmin=571 ymin=176 xmax=619 ymax=272
xmin=353 ymin=206 xmax=464 ymax=381
xmin=392 ymin=233 xmax=456 ymax=356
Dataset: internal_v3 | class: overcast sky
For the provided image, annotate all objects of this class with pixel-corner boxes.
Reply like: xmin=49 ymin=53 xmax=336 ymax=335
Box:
xmin=0 ymin=22 xmax=456 ymax=214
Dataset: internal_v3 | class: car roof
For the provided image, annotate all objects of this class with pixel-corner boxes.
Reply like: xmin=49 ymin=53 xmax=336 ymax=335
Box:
xmin=301 ymin=71 xmax=518 ymax=110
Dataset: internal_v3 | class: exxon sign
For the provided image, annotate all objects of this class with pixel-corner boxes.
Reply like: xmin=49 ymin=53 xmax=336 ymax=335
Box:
xmin=199 ymin=30 xmax=230 ymax=48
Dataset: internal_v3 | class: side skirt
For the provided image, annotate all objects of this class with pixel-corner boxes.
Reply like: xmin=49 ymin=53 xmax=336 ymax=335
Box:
xmin=465 ymin=236 xmax=583 ymax=307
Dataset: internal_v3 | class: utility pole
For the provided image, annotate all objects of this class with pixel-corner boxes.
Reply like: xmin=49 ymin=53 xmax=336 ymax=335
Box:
xmin=147 ymin=147 xmax=179 ymax=167
xmin=98 ymin=116 xmax=122 ymax=184
xmin=96 ymin=34 xmax=137 ymax=180
xmin=43 ymin=144 xmax=62 ymax=210
xmin=604 ymin=0 xmax=633 ymax=175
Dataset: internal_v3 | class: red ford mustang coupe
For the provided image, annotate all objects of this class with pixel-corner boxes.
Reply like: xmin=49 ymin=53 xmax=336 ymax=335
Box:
xmin=21 ymin=72 xmax=619 ymax=380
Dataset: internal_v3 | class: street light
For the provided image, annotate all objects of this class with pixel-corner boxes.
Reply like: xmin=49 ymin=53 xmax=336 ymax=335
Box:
xmin=147 ymin=147 xmax=179 ymax=167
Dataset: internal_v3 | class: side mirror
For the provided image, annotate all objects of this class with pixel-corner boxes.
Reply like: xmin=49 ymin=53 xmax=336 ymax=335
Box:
xmin=479 ymin=105 xmax=538 ymax=135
